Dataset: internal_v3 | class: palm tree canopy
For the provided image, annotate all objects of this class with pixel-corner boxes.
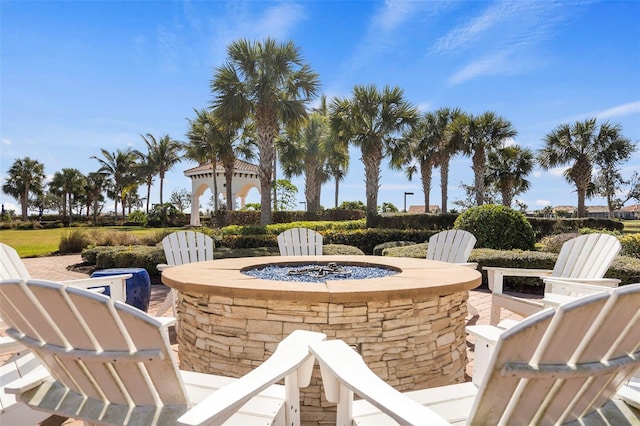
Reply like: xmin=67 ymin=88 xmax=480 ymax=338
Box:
xmin=211 ymin=38 xmax=320 ymax=129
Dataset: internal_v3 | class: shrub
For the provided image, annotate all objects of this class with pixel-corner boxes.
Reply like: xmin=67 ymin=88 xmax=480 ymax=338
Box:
xmin=59 ymin=229 xmax=92 ymax=254
xmin=147 ymin=203 xmax=186 ymax=227
xmin=323 ymin=244 xmax=365 ymax=255
xmin=454 ymin=205 xmax=535 ymax=250
xmin=373 ymin=241 xmax=417 ymax=256
xmin=538 ymin=233 xmax=580 ymax=253
xmin=620 ymin=233 xmax=640 ymax=259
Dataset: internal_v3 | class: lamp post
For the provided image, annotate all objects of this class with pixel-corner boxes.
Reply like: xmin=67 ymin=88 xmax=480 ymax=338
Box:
xmin=403 ymin=192 xmax=414 ymax=213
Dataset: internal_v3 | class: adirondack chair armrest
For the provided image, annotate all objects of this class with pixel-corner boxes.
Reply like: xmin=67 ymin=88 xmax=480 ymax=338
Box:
xmin=0 ymin=335 xmax=26 ymax=354
xmin=483 ymin=266 xmax=553 ymax=293
xmin=466 ymin=325 xmax=504 ymax=386
xmin=4 ymin=364 xmax=51 ymax=395
xmin=177 ymin=330 xmax=326 ymax=426
xmin=456 ymin=262 xmax=478 ymax=269
xmin=543 ymin=277 xmax=620 ymax=292
xmin=156 ymin=316 xmax=177 ymax=328
xmin=61 ymin=274 xmax=131 ymax=303
xmin=309 ymin=340 xmax=451 ymax=426
xmin=157 ymin=263 xmax=172 ymax=272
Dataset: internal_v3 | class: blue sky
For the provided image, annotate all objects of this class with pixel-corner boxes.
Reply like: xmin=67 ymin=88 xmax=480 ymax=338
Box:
xmin=1 ymin=0 xmax=639 ymax=215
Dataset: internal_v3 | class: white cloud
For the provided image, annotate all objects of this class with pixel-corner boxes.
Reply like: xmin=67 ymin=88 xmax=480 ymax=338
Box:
xmin=536 ymin=199 xmax=550 ymax=206
xmin=547 ymin=167 xmax=567 ymax=177
xmin=596 ymin=101 xmax=640 ymax=119
xmin=447 ymin=51 xmax=510 ymax=86
xmin=2 ymin=138 xmax=11 ymax=146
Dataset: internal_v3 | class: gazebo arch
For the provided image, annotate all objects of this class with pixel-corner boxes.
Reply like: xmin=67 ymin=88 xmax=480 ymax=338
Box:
xmin=184 ymin=159 xmax=260 ymax=226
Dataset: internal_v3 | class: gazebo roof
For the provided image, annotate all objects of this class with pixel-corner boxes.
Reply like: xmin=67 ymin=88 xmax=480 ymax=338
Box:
xmin=184 ymin=159 xmax=258 ymax=177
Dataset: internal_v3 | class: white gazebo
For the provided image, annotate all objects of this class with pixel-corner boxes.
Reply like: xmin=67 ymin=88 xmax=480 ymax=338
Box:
xmin=184 ymin=159 xmax=260 ymax=226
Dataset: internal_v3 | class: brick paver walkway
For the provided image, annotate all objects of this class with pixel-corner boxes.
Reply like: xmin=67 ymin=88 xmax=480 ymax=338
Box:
xmin=5 ymin=255 xmax=535 ymax=425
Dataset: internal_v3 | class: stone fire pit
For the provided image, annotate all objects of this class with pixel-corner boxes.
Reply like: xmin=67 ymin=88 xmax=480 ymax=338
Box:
xmin=161 ymin=255 xmax=481 ymax=424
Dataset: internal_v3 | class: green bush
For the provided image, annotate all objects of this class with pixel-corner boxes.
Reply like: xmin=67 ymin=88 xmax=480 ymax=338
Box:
xmin=373 ymin=241 xmax=418 ymax=256
xmin=620 ymin=233 xmax=640 ymax=258
xmin=538 ymin=233 xmax=580 ymax=253
xmin=323 ymin=244 xmax=365 ymax=255
xmin=454 ymin=205 xmax=535 ymax=250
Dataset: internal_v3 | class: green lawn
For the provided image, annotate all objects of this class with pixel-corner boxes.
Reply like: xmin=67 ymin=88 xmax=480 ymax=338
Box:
xmin=0 ymin=227 xmax=171 ymax=257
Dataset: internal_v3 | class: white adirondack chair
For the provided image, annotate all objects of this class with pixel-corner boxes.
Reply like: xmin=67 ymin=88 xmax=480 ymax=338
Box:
xmin=427 ymin=229 xmax=477 ymax=267
xmin=277 ymin=228 xmax=323 ymax=256
xmin=427 ymin=229 xmax=479 ymax=316
xmin=0 ymin=278 xmax=326 ymax=426
xmin=0 ymin=324 xmax=51 ymax=425
xmin=156 ymin=231 xmax=215 ymax=318
xmin=0 ymin=243 xmax=130 ymax=424
xmin=484 ymin=233 xmax=621 ymax=325
xmin=0 ymin=242 xmax=128 ymax=302
xmin=310 ymin=283 xmax=640 ymax=425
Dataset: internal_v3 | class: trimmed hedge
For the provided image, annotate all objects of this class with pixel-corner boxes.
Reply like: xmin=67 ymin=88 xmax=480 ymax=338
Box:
xmin=369 ymin=213 xmax=458 ymax=230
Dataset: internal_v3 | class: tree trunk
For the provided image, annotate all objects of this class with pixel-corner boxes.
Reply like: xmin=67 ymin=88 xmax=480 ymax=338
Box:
xmin=256 ymin=113 xmax=278 ymax=226
xmin=362 ymin=147 xmax=382 ymax=227
xmin=440 ymin=157 xmax=449 ymax=214
xmin=334 ymin=178 xmax=340 ymax=209
xmin=472 ymin=147 xmax=486 ymax=206
xmin=224 ymin=165 xmax=234 ymax=211
xmin=21 ymin=187 xmax=28 ymax=221
xmin=211 ymin=160 xmax=219 ymax=212
xmin=420 ymin=158 xmax=433 ymax=213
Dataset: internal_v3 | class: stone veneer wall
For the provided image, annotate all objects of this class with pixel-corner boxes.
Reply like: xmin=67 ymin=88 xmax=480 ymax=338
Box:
xmin=176 ymin=290 xmax=470 ymax=425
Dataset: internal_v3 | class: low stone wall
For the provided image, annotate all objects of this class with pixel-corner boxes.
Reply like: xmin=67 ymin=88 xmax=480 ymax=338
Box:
xmin=177 ymin=290 xmax=470 ymax=424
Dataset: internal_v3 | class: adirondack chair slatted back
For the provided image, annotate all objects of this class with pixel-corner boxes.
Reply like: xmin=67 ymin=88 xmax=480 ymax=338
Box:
xmin=0 ymin=243 xmax=31 ymax=280
xmin=426 ymin=229 xmax=476 ymax=264
xmin=470 ymin=284 xmax=640 ymax=424
xmin=278 ymin=228 xmax=323 ymax=256
xmin=552 ymin=233 xmax=621 ymax=279
xmin=0 ymin=279 xmax=190 ymax=423
xmin=162 ymin=231 xmax=214 ymax=266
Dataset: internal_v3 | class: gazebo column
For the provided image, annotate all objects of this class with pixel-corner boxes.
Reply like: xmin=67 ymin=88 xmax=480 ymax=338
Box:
xmin=190 ymin=188 xmax=200 ymax=226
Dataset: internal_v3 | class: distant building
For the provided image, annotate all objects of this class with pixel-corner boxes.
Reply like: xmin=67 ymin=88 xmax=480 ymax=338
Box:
xmin=617 ymin=204 xmax=640 ymax=220
xmin=407 ymin=205 xmax=441 ymax=214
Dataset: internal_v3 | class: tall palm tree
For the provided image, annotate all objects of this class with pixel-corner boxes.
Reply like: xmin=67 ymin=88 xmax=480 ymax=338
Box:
xmin=540 ymin=118 xmax=634 ymax=217
xmin=49 ymin=168 xmax=85 ymax=225
xmin=398 ymin=110 xmax=449 ymax=213
xmin=330 ymin=84 xmax=418 ymax=224
xmin=140 ymin=134 xmax=182 ymax=207
xmin=486 ymin=145 xmax=535 ymax=208
xmin=91 ymin=148 xmax=138 ymax=217
xmin=278 ymin=96 xmax=333 ymax=212
xmin=2 ymin=157 xmax=46 ymax=220
xmin=211 ymin=38 xmax=319 ymax=225
xmin=451 ymin=111 xmax=517 ymax=206
xmin=433 ymin=107 xmax=463 ymax=214
xmin=85 ymin=171 xmax=108 ymax=225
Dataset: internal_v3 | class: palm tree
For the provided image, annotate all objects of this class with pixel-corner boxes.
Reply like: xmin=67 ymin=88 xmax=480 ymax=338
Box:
xmin=433 ymin=107 xmax=463 ymax=214
xmin=91 ymin=148 xmax=138 ymax=217
xmin=486 ymin=145 xmax=535 ymax=208
xmin=451 ymin=111 xmax=517 ymax=206
xmin=278 ymin=96 xmax=333 ymax=212
xmin=330 ymin=84 xmax=418 ymax=224
xmin=49 ymin=168 xmax=85 ymax=225
xmin=539 ymin=119 xmax=634 ymax=217
xmin=140 ymin=134 xmax=182 ymax=207
xmin=398 ymin=109 xmax=453 ymax=213
xmin=2 ymin=157 xmax=46 ymax=220
xmin=85 ymin=171 xmax=108 ymax=225
xmin=211 ymin=38 xmax=319 ymax=225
